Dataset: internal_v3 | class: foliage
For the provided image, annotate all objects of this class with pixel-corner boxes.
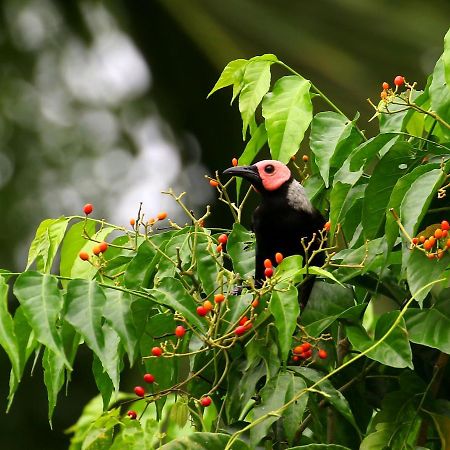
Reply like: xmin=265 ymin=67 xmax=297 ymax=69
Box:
xmin=1 ymin=28 xmax=450 ymax=450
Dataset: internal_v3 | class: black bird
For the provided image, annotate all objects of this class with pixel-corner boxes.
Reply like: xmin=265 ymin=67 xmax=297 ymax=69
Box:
xmin=223 ymin=160 xmax=326 ymax=303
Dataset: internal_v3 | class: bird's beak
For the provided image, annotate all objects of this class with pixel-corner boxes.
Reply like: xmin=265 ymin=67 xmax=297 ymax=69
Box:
xmin=222 ymin=164 xmax=261 ymax=183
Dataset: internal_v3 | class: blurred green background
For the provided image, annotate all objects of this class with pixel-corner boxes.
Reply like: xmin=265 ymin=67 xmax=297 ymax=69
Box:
xmin=0 ymin=0 xmax=448 ymax=448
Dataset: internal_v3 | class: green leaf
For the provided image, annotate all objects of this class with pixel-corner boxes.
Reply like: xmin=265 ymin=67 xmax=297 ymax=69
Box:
xmin=405 ymin=293 xmax=450 ymax=353
xmin=362 ymin=142 xmax=413 ymax=240
xmin=310 ymin=112 xmax=361 ymax=188
xmin=288 ymin=446 xmax=351 ymax=450
xmin=269 ymin=286 xmax=299 ymax=362
xmin=60 ymin=220 xmax=115 ymax=281
xmin=292 ymin=367 xmax=360 ymax=434
xmin=385 ymin=164 xmax=440 ymax=249
xmin=407 ymin=247 xmax=450 ymax=305
xmin=0 ymin=276 xmax=20 ymax=380
xmin=262 ymin=75 xmax=312 ymax=163
xmin=13 ymin=272 xmax=68 ymax=366
xmin=65 ymin=280 xmax=121 ymax=389
xmin=274 ymin=255 xmax=303 ymax=284
xmin=194 ymin=229 xmax=219 ymax=297
xmin=208 ymin=59 xmax=248 ymax=99
xmin=159 ymin=432 xmax=250 ymax=450
xmin=79 ymin=409 xmax=120 ymax=450
xmin=346 ymin=311 xmax=413 ymax=369
xmin=92 ymin=354 xmax=114 ymax=411
xmin=27 ymin=217 xmax=70 ymax=272
xmin=227 ymin=223 xmax=255 ymax=279
xmin=251 ymin=372 xmax=292 ymax=447
xmin=301 ymin=281 xmax=357 ymax=336
xmin=110 ymin=420 xmax=146 ymax=450
xmin=149 ymin=277 xmax=206 ymax=331
xmin=430 ymin=56 xmax=450 ymax=139
xmin=220 ymin=293 xmax=253 ymax=334
xmin=444 ymin=28 xmax=450 ymax=87
xmin=103 ymin=289 xmax=138 ymax=365
xmin=283 ymin=375 xmax=308 ymax=445
xmin=236 ymin=123 xmax=267 ymax=198
xmin=239 ymin=59 xmax=273 ymax=138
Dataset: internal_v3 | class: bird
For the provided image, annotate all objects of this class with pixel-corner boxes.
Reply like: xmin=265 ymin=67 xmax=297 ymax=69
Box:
xmin=223 ymin=159 xmax=326 ymax=304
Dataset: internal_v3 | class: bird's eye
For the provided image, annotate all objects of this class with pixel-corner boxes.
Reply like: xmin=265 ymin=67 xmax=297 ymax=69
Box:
xmin=264 ymin=164 xmax=275 ymax=174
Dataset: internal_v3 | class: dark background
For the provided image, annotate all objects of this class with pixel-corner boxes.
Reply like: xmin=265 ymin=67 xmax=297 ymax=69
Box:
xmin=0 ymin=1 xmax=448 ymax=448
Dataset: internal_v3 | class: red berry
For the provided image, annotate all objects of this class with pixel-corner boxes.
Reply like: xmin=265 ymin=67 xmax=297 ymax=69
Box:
xmin=218 ymin=234 xmax=228 ymax=244
xmin=79 ymin=251 xmax=89 ymax=261
xmin=264 ymin=267 xmax=274 ymax=278
xmin=301 ymin=342 xmax=311 ymax=351
xmin=200 ymin=396 xmax=212 ymax=407
xmin=214 ymin=293 xmax=225 ymax=303
xmin=151 ymin=347 xmax=163 ymax=357
xmin=143 ymin=373 xmax=155 ymax=383
xmin=127 ymin=410 xmax=137 ymax=419
xmin=209 ymin=179 xmax=219 ymax=187
xmin=134 ymin=386 xmax=145 ymax=397
xmin=275 ymin=252 xmax=284 ymax=264
xmin=394 ymin=75 xmax=404 ymax=86
xmin=292 ymin=355 xmax=299 ymax=362
xmin=435 ymin=229 xmax=443 ymax=239
xmin=83 ymin=203 xmax=93 ymax=215
xmin=443 ymin=230 xmax=448 ymax=238
xmin=251 ymin=298 xmax=259 ymax=308
xmin=324 ymin=221 xmax=331 ymax=232
xmin=411 ymin=237 xmax=419 ymax=245
xmin=235 ymin=325 xmax=247 ymax=336
xmin=197 ymin=306 xmax=208 ymax=316
xmin=263 ymin=258 xmax=272 ymax=268
xmin=239 ymin=316 xmax=249 ymax=326
xmin=232 ymin=158 xmax=238 ymax=167
xmin=157 ymin=212 xmax=167 ymax=221
xmin=98 ymin=241 xmax=108 ymax=253
xmin=442 ymin=220 xmax=450 ymax=231
xmin=318 ymin=349 xmax=328 ymax=359
xmin=303 ymin=349 xmax=312 ymax=359
xmin=175 ymin=325 xmax=186 ymax=338
xmin=382 ymin=82 xmax=389 ymax=90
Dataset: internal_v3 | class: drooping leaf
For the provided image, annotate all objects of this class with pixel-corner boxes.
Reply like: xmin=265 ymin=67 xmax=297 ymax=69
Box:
xmin=193 ymin=229 xmax=219 ymax=297
xmin=262 ymin=75 xmax=312 ymax=163
xmin=269 ymin=285 xmax=299 ymax=362
xmin=0 ymin=276 xmax=20 ymax=380
xmin=346 ymin=311 xmax=413 ymax=369
xmin=149 ymin=277 xmax=206 ymax=331
xmin=27 ymin=217 xmax=70 ymax=272
xmin=227 ymin=223 xmax=255 ymax=279
xmin=208 ymin=59 xmax=248 ymax=99
xmin=251 ymin=372 xmax=292 ymax=447
xmin=92 ymin=354 xmax=114 ymax=411
xmin=13 ymin=272 xmax=68 ymax=366
xmin=239 ymin=59 xmax=274 ymax=138
xmin=283 ymin=375 xmax=308 ymax=445
xmin=362 ymin=142 xmax=413 ymax=240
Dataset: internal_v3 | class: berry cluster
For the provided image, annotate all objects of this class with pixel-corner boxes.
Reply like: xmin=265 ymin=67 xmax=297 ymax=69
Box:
xmin=263 ymin=252 xmax=284 ymax=279
xmin=411 ymin=220 xmax=450 ymax=260
xmin=380 ymin=75 xmax=405 ymax=101
xmin=291 ymin=341 xmax=327 ymax=362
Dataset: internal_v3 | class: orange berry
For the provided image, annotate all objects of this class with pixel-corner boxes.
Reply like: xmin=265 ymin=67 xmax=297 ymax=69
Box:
xmin=443 ymin=230 xmax=448 ymax=238
xmin=175 ymin=325 xmax=186 ymax=338
xmin=324 ymin=221 xmax=331 ymax=232
xmin=301 ymin=342 xmax=311 ymax=351
xmin=214 ymin=293 xmax=225 ymax=303
xmin=293 ymin=345 xmax=303 ymax=355
xmin=251 ymin=298 xmax=259 ymax=308
xmin=411 ymin=237 xmax=419 ymax=245
xmin=239 ymin=316 xmax=249 ymax=326
xmin=217 ymin=244 xmax=223 ymax=252
xmin=209 ymin=179 xmax=219 ymax=187
xmin=434 ymin=229 xmax=443 ymax=239
xmin=447 ymin=239 xmax=450 ymax=248
xmin=429 ymin=236 xmax=436 ymax=246
xmin=218 ymin=234 xmax=228 ymax=244
xmin=382 ymin=82 xmax=389 ymax=90
xmin=290 ymin=155 xmax=296 ymax=161
xmin=419 ymin=235 xmax=426 ymax=243
xmin=99 ymin=241 xmax=108 ymax=253
xmin=157 ymin=212 xmax=167 ymax=221
xmin=79 ymin=251 xmax=89 ymax=261
xmin=203 ymin=300 xmax=213 ymax=311
xmin=93 ymin=244 xmax=101 ymax=256
xmin=380 ymin=91 xmax=388 ymax=100
xmin=264 ymin=267 xmax=274 ymax=278
xmin=437 ymin=250 xmax=445 ymax=259
xmin=263 ymin=258 xmax=273 ymax=268
xmin=232 ymin=157 xmax=238 ymax=167
xmin=423 ymin=240 xmax=433 ymax=251
xmin=427 ymin=253 xmax=436 ymax=260
xmin=441 ymin=220 xmax=450 ymax=231
xmin=130 ymin=218 xmax=136 ymax=226
xmin=318 ymin=349 xmax=328 ymax=359
xmin=302 ymin=154 xmax=309 ymax=162
xmin=275 ymin=252 xmax=283 ymax=264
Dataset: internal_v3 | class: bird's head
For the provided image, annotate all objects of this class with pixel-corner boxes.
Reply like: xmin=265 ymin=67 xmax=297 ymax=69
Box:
xmin=223 ymin=160 xmax=292 ymax=192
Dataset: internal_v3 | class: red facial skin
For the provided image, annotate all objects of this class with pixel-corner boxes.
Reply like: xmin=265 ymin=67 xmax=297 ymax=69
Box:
xmin=254 ymin=160 xmax=291 ymax=192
